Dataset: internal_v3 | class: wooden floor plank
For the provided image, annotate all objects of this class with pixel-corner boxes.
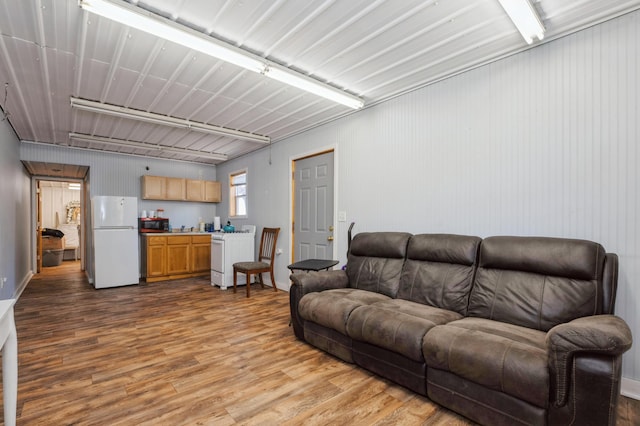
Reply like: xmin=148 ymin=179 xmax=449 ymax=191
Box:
xmin=1 ymin=260 xmax=637 ymax=425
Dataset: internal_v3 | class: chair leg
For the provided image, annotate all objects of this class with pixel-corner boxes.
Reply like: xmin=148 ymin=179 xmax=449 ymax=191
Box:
xmin=258 ymin=273 xmax=265 ymax=289
xmin=270 ymin=270 xmax=277 ymax=292
xmin=246 ymin=273 xmax=251 ymax=298
xmin=233 ymin=269 xmax=237 ymax=293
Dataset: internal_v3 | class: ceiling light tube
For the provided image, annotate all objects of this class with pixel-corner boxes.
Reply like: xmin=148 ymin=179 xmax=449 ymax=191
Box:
xmin=69 ymin=132 xmax=228 ymax=161
xmin=79 ymin=0 xmax=264 ymax=73
xmin=497 ymin=0 xmax=545 ymax=44
xmin=265 ymin=64 xmax=365 ymax=109
xmin=70 ymin=97 xmax=270 ymax=144
xmin=78 ymin=0 xmax=364 ymax=109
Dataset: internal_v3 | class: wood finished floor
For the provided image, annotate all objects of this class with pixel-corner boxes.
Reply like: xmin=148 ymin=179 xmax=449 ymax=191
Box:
xmin=3 ymin=261 xmax=639 ymax=425
xmin=7 ymin=261 xmax=473 ymax=425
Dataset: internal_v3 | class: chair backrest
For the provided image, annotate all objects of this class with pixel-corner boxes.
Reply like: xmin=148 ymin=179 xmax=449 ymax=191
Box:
xmin=258 ymin=227 xmax=280 ymax=266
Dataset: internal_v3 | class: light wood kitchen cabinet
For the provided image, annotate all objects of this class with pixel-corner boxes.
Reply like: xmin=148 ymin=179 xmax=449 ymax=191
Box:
xmin=166 ymin=177 xmax=186 ymax=200
xmin=145 ymin=236 xmax=167 ymax=277
xmin=203 ymin=180 xmax=221 ymax=202
xmin=186 ymin=179 xmax=221 ymax=202
xmin=142 ymin=175 xmax=166 ymax=200
xmin=167 ymin=235 xmax=190 ymax=275
xmin=185 ymin=179 xmax=204 ymax=201
xmin=191 ymin=235 xmax=212 ymax=273
xmin=142 ymin=234 xmax=211 ymax=283
xmin=143 ymin=175 xmax=219 ymax=202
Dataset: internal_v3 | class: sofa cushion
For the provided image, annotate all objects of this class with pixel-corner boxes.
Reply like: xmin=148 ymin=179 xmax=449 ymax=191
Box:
xmin=467 ymin=236 xmax=606 ymax=331
xmin=298 ymin=288 xmax=391 ymax=334
xmin=397 ymin=234 xmax=481 ymax=314
xmin=346 ymin=232 xmax=412 ymax=298
xmin=347 ymin=299 xmax=462 ymax=362
xmin=423 ymin=317 xmax=549 ymax=408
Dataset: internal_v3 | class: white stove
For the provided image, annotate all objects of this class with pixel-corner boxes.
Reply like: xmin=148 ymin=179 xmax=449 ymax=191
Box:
xmin=211 ymin=225 xmax=256 ymax=290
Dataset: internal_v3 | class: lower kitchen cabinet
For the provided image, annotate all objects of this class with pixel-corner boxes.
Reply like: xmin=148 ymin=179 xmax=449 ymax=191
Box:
xmin=146 ymin=236 xmax=167 ymax=278
xmin=191 ymin=235 xmax=212 ymax=273
xmin=167 ymin=235 xmax=190 ymax=275
xmin=142 ymin=234 xmax=210 ymax=283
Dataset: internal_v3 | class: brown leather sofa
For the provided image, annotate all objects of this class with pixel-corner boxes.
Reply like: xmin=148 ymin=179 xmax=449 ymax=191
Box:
xmin=289 ymin=232 xmax=633 ymax=426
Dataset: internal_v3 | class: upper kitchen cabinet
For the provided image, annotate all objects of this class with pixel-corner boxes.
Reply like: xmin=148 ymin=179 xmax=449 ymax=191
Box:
xmin=186 ymin=179 xmax=221 ymax=203
xmin=142 ymin=175 xmax=185 ymax=200
xmin=142 ymin=175 xmax=220 ymax=202
xmin=142 ymin=175 xmax=167 ymax=200
xmin=166 ymin=177 xmax=186 ymax=200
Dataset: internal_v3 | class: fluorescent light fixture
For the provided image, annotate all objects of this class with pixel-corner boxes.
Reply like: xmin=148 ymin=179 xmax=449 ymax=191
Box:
xmin=265 ymin=64 xmax=364 ymax=110
xmin=70 ymin=97 xmax=270 ymax=144
xmin=69 ymin=132 xmax=228 ymax=161
xmin=78 ymin=0 xmax=364 ymax=109
xmin=497 ymin=0 xmax=545 ymax=44
xmin=68 ymin=183 xmax=81 ymax=190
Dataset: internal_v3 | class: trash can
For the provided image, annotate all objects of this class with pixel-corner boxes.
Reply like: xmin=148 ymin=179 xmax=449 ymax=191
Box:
xmin=43 ymin=249 xmax=64 ymax=267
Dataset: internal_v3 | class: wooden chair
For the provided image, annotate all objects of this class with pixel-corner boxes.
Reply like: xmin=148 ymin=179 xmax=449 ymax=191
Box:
xmin=233 ymin=227 xmax=280 ymax=298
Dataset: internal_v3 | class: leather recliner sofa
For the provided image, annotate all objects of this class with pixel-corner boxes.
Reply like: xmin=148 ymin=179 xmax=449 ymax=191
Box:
xmin=289 ymin=232 xmax=633 ymax=426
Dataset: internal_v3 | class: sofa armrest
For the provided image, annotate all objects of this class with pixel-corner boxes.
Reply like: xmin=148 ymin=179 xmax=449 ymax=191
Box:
xmin=290 ymin=269 xmax=349 ymax=294
xmin=546 ymin=315 xmax=632 ymax=406
xmin=289 ymin=270 xmax=349 ymax=340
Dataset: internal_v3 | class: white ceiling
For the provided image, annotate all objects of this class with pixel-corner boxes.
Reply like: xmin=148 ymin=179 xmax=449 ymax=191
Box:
xmin=1 ymin=0 xmax=639 ymax=166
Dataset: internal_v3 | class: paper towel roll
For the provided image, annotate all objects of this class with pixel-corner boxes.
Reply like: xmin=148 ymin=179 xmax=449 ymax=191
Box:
xmin=214 ymin=217 xmax=221 ymax=231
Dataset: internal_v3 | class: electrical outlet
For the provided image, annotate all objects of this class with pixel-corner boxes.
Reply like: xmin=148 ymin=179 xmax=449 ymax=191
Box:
xmin=338 ymin=211 xmax=347 ymax=222
xmin=1 ymin=277 xmax=6 ymax=289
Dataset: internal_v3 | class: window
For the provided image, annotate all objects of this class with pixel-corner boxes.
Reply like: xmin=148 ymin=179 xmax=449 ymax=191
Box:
xmin=230 ymin=170 xmax=247 ymax=217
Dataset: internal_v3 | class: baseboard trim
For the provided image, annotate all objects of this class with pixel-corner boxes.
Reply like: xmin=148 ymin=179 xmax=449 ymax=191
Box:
xmin=622 ymin=378 xmax=640 ymax=400
xmin=14 ymin=271 xmax=34 ymax=300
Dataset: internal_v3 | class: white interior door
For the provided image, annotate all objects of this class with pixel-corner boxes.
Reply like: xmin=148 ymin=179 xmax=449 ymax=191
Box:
xmin=293 ymin=151 xmax=335 ymax=261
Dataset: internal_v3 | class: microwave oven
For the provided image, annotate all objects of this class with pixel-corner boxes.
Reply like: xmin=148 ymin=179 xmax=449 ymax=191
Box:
xmin=139 ymin=217 xmax=169 ymax=233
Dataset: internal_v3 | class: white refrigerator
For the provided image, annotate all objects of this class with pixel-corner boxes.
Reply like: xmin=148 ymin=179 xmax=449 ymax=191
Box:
xmin=91 ymin=196 xmax=139 ymax=289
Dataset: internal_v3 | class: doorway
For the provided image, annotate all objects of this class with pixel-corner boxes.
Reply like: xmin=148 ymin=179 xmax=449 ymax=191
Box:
xmin=292 ymin=150 xmax=335 ymax=262
xmin=38 ymin=180 xmax=84 ymax=272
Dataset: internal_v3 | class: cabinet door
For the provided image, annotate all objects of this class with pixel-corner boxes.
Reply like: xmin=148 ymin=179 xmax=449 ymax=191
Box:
xmin=185 ymin=179 xmax=204 ymax=201
xmin=204 ymin=181 xmax=221 ymax=202
xmin=142 ymin=175 xmax=166 ymax=200
xmin=167 ymin=236 xmax=190 ymax=274
xmin=146 ymin=236 xmax=167 ymax=277
xmin=166 ymin=177 xmax=186 ymax=200
xmin=147 ymin=245 xmax=167 ymax=277
xmin=191 ymin=236 xmax=211 ymax=272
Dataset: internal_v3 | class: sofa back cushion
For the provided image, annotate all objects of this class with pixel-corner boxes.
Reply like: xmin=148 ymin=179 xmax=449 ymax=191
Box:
xmin=347 ymin=232 xmax=412 ymax=298
xmin=467 ymin=236 xmax=608 ymax=331
xmin=397 ymin=234 xmax=481 ymax=315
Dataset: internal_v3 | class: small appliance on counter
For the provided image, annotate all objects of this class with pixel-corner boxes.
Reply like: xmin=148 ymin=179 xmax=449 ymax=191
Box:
xmin=139 ymin=217 xmax=169 ymax=233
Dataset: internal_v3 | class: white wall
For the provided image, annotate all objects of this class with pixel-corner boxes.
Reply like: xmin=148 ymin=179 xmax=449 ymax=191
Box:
xmin=0 ymin=115 xmax=32 ymax=299
xmin=216 ymin=11 xmax=640 ymax=383
xmin=40 ymin=185 xmax=81 ymax=229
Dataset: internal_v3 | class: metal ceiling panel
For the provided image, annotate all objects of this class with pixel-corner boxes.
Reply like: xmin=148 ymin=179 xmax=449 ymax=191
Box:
xmin=2 ymin=0 xmax=640 ymax=166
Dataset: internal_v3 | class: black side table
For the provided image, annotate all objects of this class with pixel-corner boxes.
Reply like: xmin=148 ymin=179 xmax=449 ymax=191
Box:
xmin=287 ymin=259 xmax=339 ymax=272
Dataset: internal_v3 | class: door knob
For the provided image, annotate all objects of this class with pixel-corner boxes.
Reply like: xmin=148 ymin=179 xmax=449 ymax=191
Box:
xmin=327 ymin=236 xmax=334 ymax=241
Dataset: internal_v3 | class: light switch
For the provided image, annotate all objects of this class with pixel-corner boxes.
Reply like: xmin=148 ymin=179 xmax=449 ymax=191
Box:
xmin=338 ymin=211 xmax=347 ymax=222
